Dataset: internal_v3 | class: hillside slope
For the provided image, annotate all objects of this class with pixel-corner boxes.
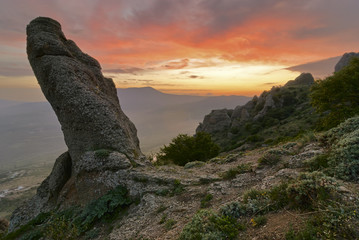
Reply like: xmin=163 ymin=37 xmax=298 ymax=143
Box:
xmin=197 ymin=73 xmax=319 ymax=152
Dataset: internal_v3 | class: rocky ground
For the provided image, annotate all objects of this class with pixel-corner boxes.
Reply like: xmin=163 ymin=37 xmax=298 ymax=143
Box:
xmin=96 ymin=139 xmax=347 ymax=240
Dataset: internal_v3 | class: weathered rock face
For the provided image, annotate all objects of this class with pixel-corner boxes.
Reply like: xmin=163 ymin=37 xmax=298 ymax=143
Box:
xmin=9 ymin=17 xmax=144 ymax=231
xmin=334 ymin=52 xmax=359 ymax=72
xmin=27 ymin=17 xmax=141 ymax=162
xmin=196 ymin=109 xmax=232 ymax=134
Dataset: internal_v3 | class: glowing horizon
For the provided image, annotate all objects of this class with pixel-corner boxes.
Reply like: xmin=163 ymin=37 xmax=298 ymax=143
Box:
xmin=1 ymin=0 xmax=359 ymax=96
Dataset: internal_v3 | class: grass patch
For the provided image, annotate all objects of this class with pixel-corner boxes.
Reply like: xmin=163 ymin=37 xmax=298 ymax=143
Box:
xmin=159 ymin=214 xmax=167 ymax=224
xmin=200 ymin=194 xmax=213 ymax=208
xmin=156 ymin=205 xmax=167 ymax=214
xmin=221 ymin=163 xmax=252 ymax=180
xmin=257 ymin=152 xmax=281 ymax=168
xmin=164 ymin=219 xmax=177 ymax=230
xmin=250 ymin=215 xmax=267 ymax=228
xmin=179 ymin=210 xmax=245 ymax=240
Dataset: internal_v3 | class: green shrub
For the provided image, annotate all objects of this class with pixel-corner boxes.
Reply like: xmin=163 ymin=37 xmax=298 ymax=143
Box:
xmin=157 ymin=132 xmax=220 ymax=166
xmin=220 ymin=202 xmax=249 ymax=219
xmin=250 ymin=215 xmax=267 ymax=228
xmin=242 ymin=189 xmax=272 ymax=214
xmin=44 ymin=214 xmax=79 ymax=240
xmin=171 ymin=179 xmax=185 ymax=195
xmin=74 ymin=185 xmax=132 ymax=232
xmin=164 ymin=219 xmax=176 ymax=230
xmin=159 ymin=214 xmax=167 ymax=224
xmin=200 ymin=194 xmax=213 ymax=208
xmin=221 ymin=163 xmax=252 ymax=180
xmin=328 ymin=128 xmax=359 ymax=181
xmin=243 ymin=189 xmax=266 ymax=204
xmin=156 ymin=205 xmax=167 ymax=214
xmin=286 ymin=204 xmax=359 ymax=240
xmin=179 ymin=210 xmax=243 ymax=240
xmin=286 ymin=172 xmax=338 ymax=209
xmin=258 ymin=152 xmax=281 ymax=168
xmin=267 ymin=183 xmax=290 ymax=210
xmin=310 ymin=57 xmax=359 ymax=129
xmin=2 ymin=212 xmax=51 ymax=240
xmin=2 ymin=187 xmax=132 ymax=240
xmin=221 ymin=168 xmax=239 ymax=180
xmin=304 ymin=154 xmax=329 ymax=171
xmin=320 ymin=116 xmax=359 ymax=146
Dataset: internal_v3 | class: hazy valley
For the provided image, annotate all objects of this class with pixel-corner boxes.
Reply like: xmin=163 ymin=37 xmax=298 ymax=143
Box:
xmin=0 ymin=88 xmax=250 ymax=172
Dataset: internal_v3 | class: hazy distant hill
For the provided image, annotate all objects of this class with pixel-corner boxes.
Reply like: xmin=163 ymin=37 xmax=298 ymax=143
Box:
xmin=0 ymin=88 xmax=251 ymax=171
xmin=0 ymin=101 xmax=66 ymax=171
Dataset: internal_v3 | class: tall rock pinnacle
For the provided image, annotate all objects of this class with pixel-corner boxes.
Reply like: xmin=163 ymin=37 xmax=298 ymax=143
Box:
xmin=9 ymin=17 xmax=144 ymax=231
xmin=27 ymin=17 xmax=141 ymax=162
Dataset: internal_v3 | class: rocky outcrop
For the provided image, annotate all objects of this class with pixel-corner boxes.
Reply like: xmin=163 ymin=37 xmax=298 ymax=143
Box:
xmin=196 ymin=109 xmax=232 ymax=134
xmin=196 ymin=73 xmax=315 ymax=148
xmin=10 ymin=17 xmax=144 ymax=231
xmin=334 ymin=52 xmax=359 ymax=72
xmin=285 ymin=72 xmax=314 ymax=87
xmin=27 ymin=17 xmax=141 ymax=162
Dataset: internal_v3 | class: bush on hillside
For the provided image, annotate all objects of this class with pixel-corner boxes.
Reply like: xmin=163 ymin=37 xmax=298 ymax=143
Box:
xmin=257 ymin=152 xmax=282 ymax=168
xmin=328 ymin=129 xmax=359 ymax=181
xmin=179 ymin=209 xmax=243 ymax=240
xmin=156 ymin=132 xmax=220 ymax=166
xmin=320 ymin=116 xmax=359 ymax=146
xmin=310 ymin=57 xmax=359 ymax=129
xmin=286 ymin=171 xmax=338 ymax=209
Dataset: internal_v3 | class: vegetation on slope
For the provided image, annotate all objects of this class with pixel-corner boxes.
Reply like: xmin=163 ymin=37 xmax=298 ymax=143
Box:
xmin=220 ymin=83 xmax=318 ymax=152
xmin=1 ymin=186 xmax=132 ymax=240
xmin=156 ymin=132 xmax=220 ymax=166
xmin=311 ymin=57 xmax=359 ymax=129
xmin=177 ymin=61 xmax=359 ymax=238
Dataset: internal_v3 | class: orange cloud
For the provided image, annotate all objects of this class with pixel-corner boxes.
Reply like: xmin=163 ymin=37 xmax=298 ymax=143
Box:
xmin=162 ymin=59 xmax=189 ymax=69
xmin=1 ymin=0 xmax=359 ymax=92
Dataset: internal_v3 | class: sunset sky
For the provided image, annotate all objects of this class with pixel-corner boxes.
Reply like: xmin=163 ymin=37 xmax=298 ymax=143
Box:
xmin=1 ymin=0 xmax=359 ymax=96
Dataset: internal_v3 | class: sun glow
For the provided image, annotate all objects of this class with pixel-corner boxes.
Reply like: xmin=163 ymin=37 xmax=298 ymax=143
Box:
xmin=107 ymin=58 xmax=300 ymax=96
